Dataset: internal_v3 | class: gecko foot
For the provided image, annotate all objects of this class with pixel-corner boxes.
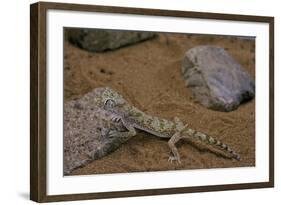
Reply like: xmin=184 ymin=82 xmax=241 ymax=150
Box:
xmin=168 ymin=156 xmax=181 ymax=164
xmin=108 ymin=130 xmax=119 ymax=138
xmin=111 ymin=116 xmax=121 ymax=123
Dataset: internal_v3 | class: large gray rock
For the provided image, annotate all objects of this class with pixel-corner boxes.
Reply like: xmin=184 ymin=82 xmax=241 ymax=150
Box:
xmin=66 ymin=28 xmax=156 ymax=52
xmin=182 ymin=46 xmax=255 ymax=112
xmin=64 ymin=88 xmax=129 ymax=175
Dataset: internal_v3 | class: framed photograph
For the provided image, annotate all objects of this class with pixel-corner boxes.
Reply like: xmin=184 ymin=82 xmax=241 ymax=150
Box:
xmin=30 ymin=1 xmax=274 ymax=202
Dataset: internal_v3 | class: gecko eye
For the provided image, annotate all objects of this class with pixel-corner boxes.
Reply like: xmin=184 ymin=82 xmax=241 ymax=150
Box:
xmin=104 ymin=99 xmax=116 ymax=109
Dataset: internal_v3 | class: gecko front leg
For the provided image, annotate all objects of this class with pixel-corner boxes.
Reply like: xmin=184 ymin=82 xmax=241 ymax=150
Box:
xmin=108 ymin=116 xmax=137 ymax=142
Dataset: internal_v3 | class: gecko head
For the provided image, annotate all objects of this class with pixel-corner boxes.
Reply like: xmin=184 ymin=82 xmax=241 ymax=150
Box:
xmin=94 ymin=87 xmax=126 ymax=110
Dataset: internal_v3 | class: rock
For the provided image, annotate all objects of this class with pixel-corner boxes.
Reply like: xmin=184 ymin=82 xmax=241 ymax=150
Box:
xmin=66 ymin=28 xmax=156 ymax=52
xmin=182 ymin=46 xmax=255 ymax=112
xmin=63 ymin=88 xmax=130 ymax=175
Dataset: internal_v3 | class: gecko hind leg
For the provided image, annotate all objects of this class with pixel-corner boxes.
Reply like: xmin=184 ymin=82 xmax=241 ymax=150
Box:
xmin=174 ymin=117 xmax=188 ymax=129
xmin=168 ymin=132 xmax=182 ymax=164
xmin=168 ymin=123 xmax=189 ymax=164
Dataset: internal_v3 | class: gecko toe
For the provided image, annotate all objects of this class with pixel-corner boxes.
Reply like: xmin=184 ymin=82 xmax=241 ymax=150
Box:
xmin=111 ymin=116 xmax=121 ymax=123
xmin=108 ymin=130 xmax=119 ymax=138
xmin=168 ymin=156 xmax=181 ymax=164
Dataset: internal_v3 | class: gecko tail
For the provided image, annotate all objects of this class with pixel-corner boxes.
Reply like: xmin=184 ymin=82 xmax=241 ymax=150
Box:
xmin=193 ymin=131 xmax=241 ymax=161
xmin=215 ymin=139 xmax=241 ymax=161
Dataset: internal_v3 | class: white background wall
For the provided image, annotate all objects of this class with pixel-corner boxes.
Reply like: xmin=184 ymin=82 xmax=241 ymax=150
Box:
xmin=0 ymin=0 xmax=279 ymax=204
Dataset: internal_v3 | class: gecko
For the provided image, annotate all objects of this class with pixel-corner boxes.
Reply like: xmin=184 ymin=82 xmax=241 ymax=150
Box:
xmin=93 ymin=87 xmax=240 ymax=163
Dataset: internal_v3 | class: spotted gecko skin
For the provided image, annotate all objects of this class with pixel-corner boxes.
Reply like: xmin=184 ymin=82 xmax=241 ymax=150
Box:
xmin=93 ymin=87 xmax=240 ymax=163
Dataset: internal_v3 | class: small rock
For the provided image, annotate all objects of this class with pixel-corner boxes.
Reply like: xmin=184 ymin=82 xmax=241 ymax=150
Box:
xmin=182 ymin=46 xmax=255 ymax=112
xmin=66 ymin=28 xmax=156 ymax=52
xmin=63 ymin=88 xmax=129 ymax=175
